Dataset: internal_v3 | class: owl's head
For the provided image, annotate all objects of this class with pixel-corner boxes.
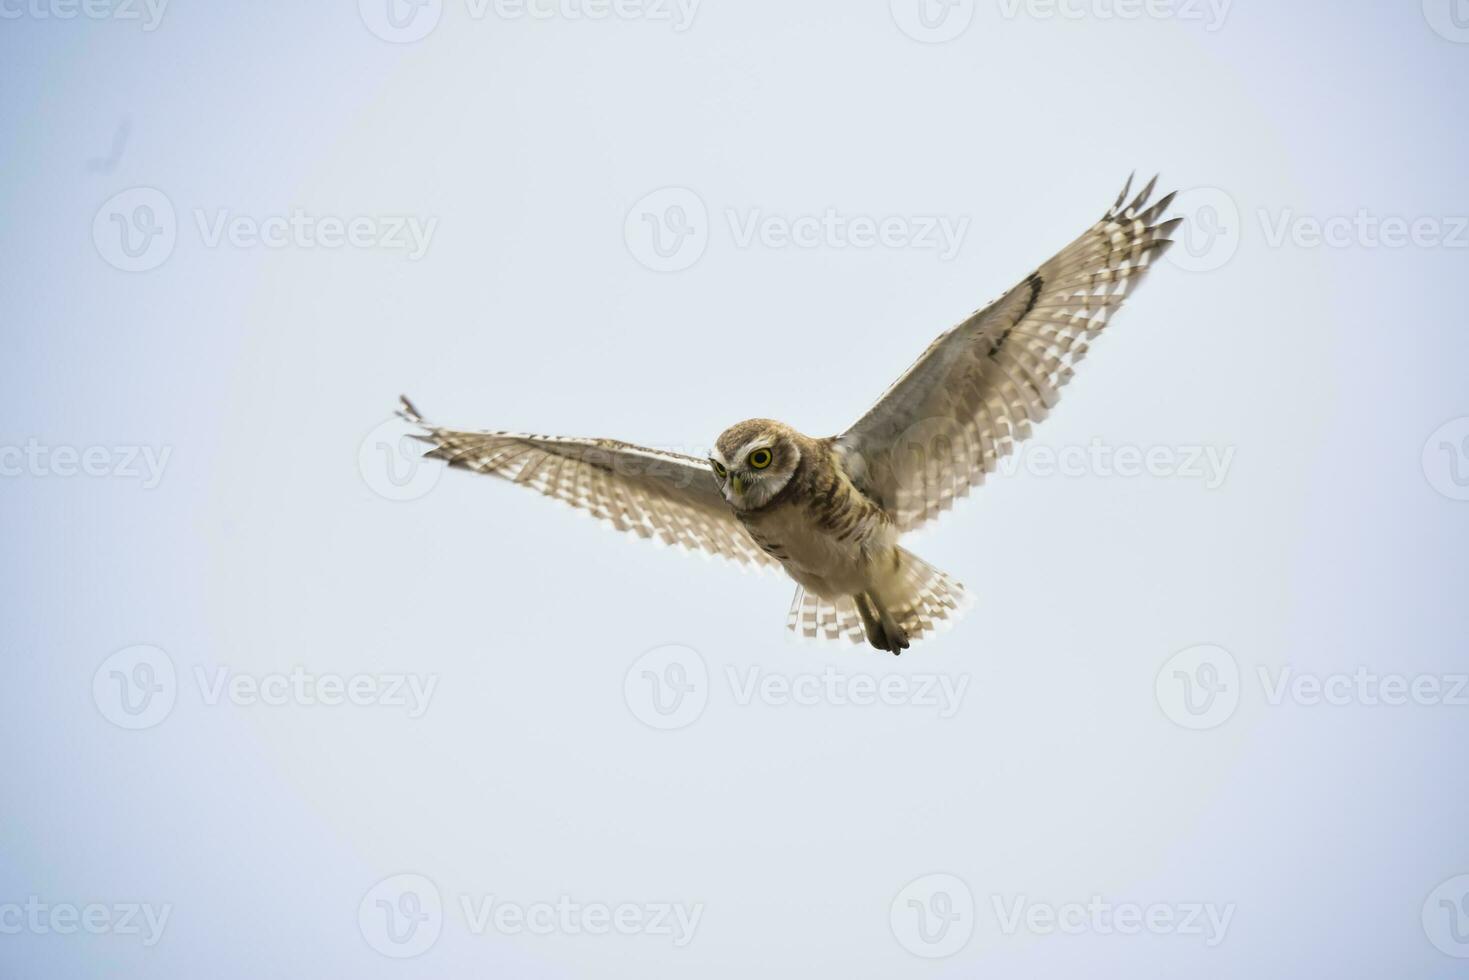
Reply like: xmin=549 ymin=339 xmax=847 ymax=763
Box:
xmin=711 ymin=419 xmax=802 ymax=510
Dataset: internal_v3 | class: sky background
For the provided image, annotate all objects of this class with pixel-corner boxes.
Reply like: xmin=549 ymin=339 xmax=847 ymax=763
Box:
xmin=3 ymin=0 xmax=1468 ymax=976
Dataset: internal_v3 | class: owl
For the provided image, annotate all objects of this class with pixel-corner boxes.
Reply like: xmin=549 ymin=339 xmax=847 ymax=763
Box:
xmin=399 ymin=176 xmax=1178 ymax=653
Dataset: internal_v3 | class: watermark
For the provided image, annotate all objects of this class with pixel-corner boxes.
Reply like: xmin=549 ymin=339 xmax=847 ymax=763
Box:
xmin=625 ymin=644 xmax=709 ymax=730
xmin=1162 ymin=188 xmax=1469 ymax=273
xmin=726 ymin=208 xmax=969 ymax=261
xmin=996 ymin=0 xmax=1232 ymax=31
xmin=92 ymin=187 xmax=176 ymax=273
xmin=1423 ymin=417 xmax=1469 ymax=501
xmin=93 ymin=187 xmax=438 ymax=272
xmin=991 ymin=895 xmax=1235 ymax=946
xmin=358 ymin=874 xmax=703 ymax=957
xmin=93 ymin=645 xmax=178 ymax=730
xmin=1423 ymin=0 xmax=1469 ymax=43
xmin=92 ymin=646 xmax=439 ymax=730
xmin=459 ymin=895 xmax=702 ymax=946
xmin=1259 ymin=209 xmax=1469 ymax=251
xmin=728 ymin=666 xmax=969 ymax=718
xmin=357 ymin=0 xmax=700 ymax=43
xmin=0 ymin=898 xmax=171 ymax=947
xmin=360 ymin=417 xmax=443 ymax=502
xmin=1155 ymin=644 xmax=1240 ymax=730
xmin=624 ymin=646 xmax=972 ymax=730
xmin=194 ymin=209 xmax=436 ymax=260
xmin=624 ymin=187 xmax=709 ymax=273
xmin=0 ymin=0 xmax=167 ymax=30
xmin=1259 ymin=667 xmax=1469 ymax=709
xmin=1156 ymin=644 xmax=1468 ymax=730
xmin=358 ymin=0 xmax=443 ymax=42
xmin=0 ymin=440 xmax=170 ymax=488
xmin=889 ymin=0 xmax=973 ymax=42
xmin=359 ymin=874 xmax=443 ymax=958
xmin=624 ymin=187 xmax=971 ymax=272
xmin=890 ymin=874 xmax=975 ymax=958
xmin=864 ymin=416 xmax=1237 ymax=493
xmin=1164 ymin=186 xmax=1241 ymax=273
xmin=995 ymin=440 xmax=1234 ymax=488
xmin=1423 ymin=874 xmax=1469 ymax=958
xmin=194 ymin=666 xmax=437 ymax=718
xmin=890 ymin=875 xmax=1235 ymax=957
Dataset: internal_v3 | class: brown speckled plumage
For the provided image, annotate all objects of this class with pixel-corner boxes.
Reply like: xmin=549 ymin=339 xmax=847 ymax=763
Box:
xmin=398 ymin=176 xmax=1176 ymax=652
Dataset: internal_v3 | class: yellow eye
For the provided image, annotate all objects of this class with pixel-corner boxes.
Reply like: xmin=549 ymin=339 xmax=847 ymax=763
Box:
xmin=711 ymin=460 xmax=727 ymax=478
xmin=748 ymin=448 xmax=773 ymax=469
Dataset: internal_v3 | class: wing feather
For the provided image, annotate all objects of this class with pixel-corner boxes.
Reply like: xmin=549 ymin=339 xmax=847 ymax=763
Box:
xmin=397 ymin=397 xmax=780 ymax=572
xmin=836 ymin=177 xmax=1177 ymax=532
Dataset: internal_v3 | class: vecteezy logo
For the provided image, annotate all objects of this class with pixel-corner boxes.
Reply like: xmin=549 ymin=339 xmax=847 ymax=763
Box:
xmin=92 ymin=645 xmax=177 ymax=730
xmin=1423 ymin=874 xmax=1469 ymax=957
xmin=624 ymin=188 xmax=709 ymax=273
xmin=358 ymin=417 xmax=442 ymax=502
xmin=92 ymin=187 xmax=177 ymax=272
xmin=624 ymin=644 xmax=708 ymax=730
xmin=890 ymin=873 xmax=975 ymax=958
xmin=889 ymin=0 xmax=975 ymax=43
xmin=1155 ymin=644 xmax=1240 ymax=730
xmin=1422 ymin=417 xmax=1469 ymax=501
xmin=1164 ymin=186 xmax=1241 ymax=273
xmin=1423 ymin=0 xmax=1469 ymax=42
xmin=358 ymin=0 xmax=442 ymax=42
xmin=359 ymin=874 xmax=443 ymax=958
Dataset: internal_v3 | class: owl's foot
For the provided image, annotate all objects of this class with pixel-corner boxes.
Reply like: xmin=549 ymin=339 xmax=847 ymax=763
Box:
xmin=856 ymin=592 xmax=909 ymax=655
xmin=880 ymin=620 xmax=911 ymax=655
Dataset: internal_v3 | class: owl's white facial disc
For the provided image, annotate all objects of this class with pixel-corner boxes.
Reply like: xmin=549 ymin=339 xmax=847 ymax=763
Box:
xmin=714 ymin=432 xmax=799 ymax=510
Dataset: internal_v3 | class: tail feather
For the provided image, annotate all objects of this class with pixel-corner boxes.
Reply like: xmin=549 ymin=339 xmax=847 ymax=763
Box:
xmin=784 ymin=550 xmax=972 ymax=651
xmin=884 ymin=548 xmax=971 ymax=642
xmin=786 ymin=588 xmax=866 ymax=645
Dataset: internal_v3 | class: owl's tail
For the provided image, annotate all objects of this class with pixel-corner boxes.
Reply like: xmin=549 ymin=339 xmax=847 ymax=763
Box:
xmin=785 ymin=549 xmax=971 ymax=654
xmin=786 ymin=590 xmax=868 ymax=646
xmin=868 ymin=548 xmax=971 ymax=653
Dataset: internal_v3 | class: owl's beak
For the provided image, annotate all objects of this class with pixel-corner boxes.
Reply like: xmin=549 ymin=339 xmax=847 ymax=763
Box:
xmin=731 ymin=474 xmax=748 ymax=497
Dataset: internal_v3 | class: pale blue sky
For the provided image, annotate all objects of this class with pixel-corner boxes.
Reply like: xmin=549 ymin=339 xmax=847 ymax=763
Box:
xmin=2 ymin=2 xmax=1467 ymax=977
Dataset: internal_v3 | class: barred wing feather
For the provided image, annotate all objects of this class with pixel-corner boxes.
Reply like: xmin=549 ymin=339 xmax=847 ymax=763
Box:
xmin=836 ymin=175 xmax=1179 ymax=533
xmin=398 ymin=397 xmax=780 ymax=572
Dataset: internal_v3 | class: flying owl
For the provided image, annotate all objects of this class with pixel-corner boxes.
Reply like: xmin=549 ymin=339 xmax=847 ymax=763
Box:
xmin=398 ymin=176 xmax=1178 ymax=653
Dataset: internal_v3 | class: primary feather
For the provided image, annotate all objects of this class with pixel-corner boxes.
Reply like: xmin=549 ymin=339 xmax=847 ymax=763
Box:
xmin=398 ymin=176 xmax=1178 ymax=651
xmin=837 ymin=174 xmax=1178 ymax=532
xmin=397 ymin=396 xmax=779 ymax=572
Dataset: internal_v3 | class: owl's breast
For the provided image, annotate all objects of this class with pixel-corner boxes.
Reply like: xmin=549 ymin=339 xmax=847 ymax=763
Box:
xmin=739 ymin=478 xmax=892 ymax=597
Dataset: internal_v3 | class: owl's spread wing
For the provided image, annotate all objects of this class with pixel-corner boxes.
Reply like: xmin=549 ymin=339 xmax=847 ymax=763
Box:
xmin=397 ymin=397 xmax=780 ymax=572
xmin=835 ymin=176 xmax=1179 ymax=533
